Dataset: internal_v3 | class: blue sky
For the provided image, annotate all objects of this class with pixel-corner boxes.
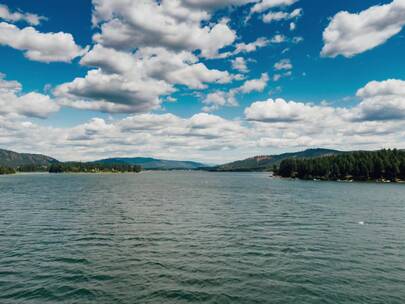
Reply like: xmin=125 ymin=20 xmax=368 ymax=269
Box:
xmin=0 ymin=0 xmax=404 ymax=163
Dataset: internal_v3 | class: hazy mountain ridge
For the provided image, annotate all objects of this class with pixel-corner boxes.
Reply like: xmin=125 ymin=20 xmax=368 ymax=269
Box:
xmin=0 ymin=149 xmax=206 ymax=170
xmin=211 ymin=148 xmax=342 ymax=172
xmin=0 ymin=148 xmax=58 ymax=168
xmin=93 ymin=157 xmax=206 ymax=170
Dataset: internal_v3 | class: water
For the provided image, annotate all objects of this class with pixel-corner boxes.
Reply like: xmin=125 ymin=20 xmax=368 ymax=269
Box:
xmin=1 ymin=172 xmax=405 ymax=304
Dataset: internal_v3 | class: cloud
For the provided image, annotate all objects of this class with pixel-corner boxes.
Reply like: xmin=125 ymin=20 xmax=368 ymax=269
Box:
xmin=10 ymin=93 xmax=60 ymax=118
xmin=2 ymin=80 xmax=405 ymax=163
xmin=202 ymin=91 xmax=238 ymax=112
xmin=321 ymin=0 xmax=405 ymax=58
xmin=129 ymin=46 xmax=239 ymax=89
xmin=353 ymin=79 xmax=405 ymax=121
xmin=231 ymin=57 xmax=249 ymax=73
xmin=0 ymin=22 xmax=87 ymax=62
xmin=273 ymin=58 xmax=293 ymax=80
xmin=233 ymin=37 xmax=270 ymax=54
xmin=262 ymin=8 xmax=302 ymax=23
xmin=0 ymin=72 xmax=21 ymax=92
xmin=233 ymin=35 xmax=286 ymax=51
xmin=82 ymin=45 xmax=230 ymax=89
xmin=356 ymin=79 xmax=405 ymax=98
xmin=92 ymin=0 xmax=237 ymax=58
xmin=58 ymin=99 xmax=147 ymax=114
xmin=274 ymin=58 xmax=292 ymax=70
xmin=243 ymin=94 xmax=405 ymax=151
xmin=245 ymin=80 xmax=405 ymax=124
xmin=0 ymin=73 xmax=59 ymax=118
xmin=54 ymin=69 xmax=174 ymax=113
xmin=273 ymin=71 xmax=292 ymax=81
xmin=79 ymin=44 xmax=135 ymax=74
xmin=239 ymin=73 xmax=269 ymax=93
xmin=167 ymin=61 xmax=236 ymax=89
xmin=203 ymin=73 xmax=269 ymax=111
xmin=0 ymin=110 xmax=252 ymax=163
xmin=0 ymin=4 xmax=46 ymax=25
xmin=58 ymin=45 xmax=238 ymax=112
xmin=4 ymin=92 xmax=405 ymax=164
xmin=292 ymin=36 xmax=303 ymax=44
xmin=251 ymin=0 xmax=298 ymax=14
xmin=289 ymin=22 xmax=296 ymax=31
xmin=181 ymin=0 xmax=257 ymax=10
xmin=270 ymin=34 xmax=287 ymax=43
xmin=54 ymin=1 xmax=285 ymax=114
xmin=245 ymin=98 xmax=336 ymax=123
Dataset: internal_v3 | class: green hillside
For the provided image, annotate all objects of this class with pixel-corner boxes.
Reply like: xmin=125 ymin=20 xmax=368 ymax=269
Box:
xmin=210 ymin=148 xmax=341 ymax=172
xmin=277 ymin=149 xmax=405 ymax=182
xmin=0 ymin=148 xmax=58 ymax=169
xmin=95 ymin=157 xmax=206 ymax=170
xmin=0 ymin=148 xmax=205 ymax=172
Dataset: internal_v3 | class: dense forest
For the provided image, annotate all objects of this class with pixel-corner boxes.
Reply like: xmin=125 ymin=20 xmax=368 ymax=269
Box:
xmin=210 ymin=148 xmax=340 ymax=172
xmin=1 ymin=164 xmax=51 ymax=174
xmin=0 ymin=167 xmax=16 ymax=175
xmin=276 ymin=149 xmax=405 ymax=182
xmin=17 ymin=164 xmax=50 ymax=172
xmin=49 ymin=162 xmax=142 ymax=173
xmin=1 ymin=162 xmax=142 ymax=174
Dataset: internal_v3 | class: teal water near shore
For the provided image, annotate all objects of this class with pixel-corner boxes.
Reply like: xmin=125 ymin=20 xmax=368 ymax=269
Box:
xmin=1 ymin=172 xmax=405 ymax=303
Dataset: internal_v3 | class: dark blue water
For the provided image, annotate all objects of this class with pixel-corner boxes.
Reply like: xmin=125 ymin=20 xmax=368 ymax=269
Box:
xmin=1 ymin=172 xmax=405 ymax=303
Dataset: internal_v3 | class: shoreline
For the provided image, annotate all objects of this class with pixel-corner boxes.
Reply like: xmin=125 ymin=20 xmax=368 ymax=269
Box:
xmin=273 ymin=175 xmax=405 ymax=184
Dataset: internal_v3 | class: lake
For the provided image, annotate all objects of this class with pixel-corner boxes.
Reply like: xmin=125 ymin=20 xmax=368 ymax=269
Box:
xmin=1 ymin=171 xmax=405 ymax=303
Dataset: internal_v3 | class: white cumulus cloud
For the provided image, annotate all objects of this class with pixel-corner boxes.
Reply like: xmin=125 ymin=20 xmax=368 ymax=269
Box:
xmin=0 ymin=22 xmax=87 ymax=62
xmin=321 ymin=0 xmax=405 ymax=58
xmin=262 ymin=8 xmax=302 ymax=23
xmin=0 ymin=73 xmax=59 ymax=118
xmin=251 ymin=0 xmax=298 ymax=14
xmin=57 ymin=45 xmax=238 ymax=113
xmin=92 ymin=0 xmax=237 ymax=59
xmin=203 ymin=73 xmax=269 ymax=111
xmin=353 ymin=79 xmax=405 ymax=121
xmin=0 ymin=4 xmax=46 ymax=25
xmin=231 ymin=57 xmax=249 ymax=73
xmin=274 ymin=58 xmax=292 ymax=70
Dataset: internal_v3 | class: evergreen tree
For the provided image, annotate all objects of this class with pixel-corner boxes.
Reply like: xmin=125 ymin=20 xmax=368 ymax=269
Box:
xmin=276 ymin=149 xmax=405 ymax=182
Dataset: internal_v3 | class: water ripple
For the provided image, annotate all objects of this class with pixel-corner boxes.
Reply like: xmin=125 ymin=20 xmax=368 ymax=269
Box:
xmin=0 ymin=172 xmax=405 ymax=303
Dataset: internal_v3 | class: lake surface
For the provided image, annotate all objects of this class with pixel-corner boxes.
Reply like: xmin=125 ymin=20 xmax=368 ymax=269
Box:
xmin=1 ymin=172 xmax=405 ymax=304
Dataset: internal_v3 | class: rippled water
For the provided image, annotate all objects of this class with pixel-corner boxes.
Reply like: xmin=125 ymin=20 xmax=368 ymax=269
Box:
xmin=1 ymin=172 xmax=405 ymax=303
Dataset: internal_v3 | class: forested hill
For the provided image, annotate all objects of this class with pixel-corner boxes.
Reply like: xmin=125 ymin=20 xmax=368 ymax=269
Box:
xmin=0 ymin=148 xmax=58 ymax=168
xmin=0 ymin=149 xmax=206 ymax=171
xmin=276 ymin=149 xmax=405 ymax=182
xmin=95 ymin=157 xmax=206 ymax=170
xmin=49 ymin=162 xmax=142 ymax=173
xmin=210 ymin=148 xmax=341 ymax=172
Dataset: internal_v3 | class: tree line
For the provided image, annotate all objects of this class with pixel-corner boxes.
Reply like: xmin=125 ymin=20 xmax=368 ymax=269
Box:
xmin=0 ymin=162 xmax=142 ymax=174
xmin=0 ymin=166 xmax=16 ymax=175
xmin=0 ymin=164 xmax=48 ymax=174
xmin=49 ymin=162 xmax=142 ymax=173
xmin=276 ymin=149 xmax=405 ymax=182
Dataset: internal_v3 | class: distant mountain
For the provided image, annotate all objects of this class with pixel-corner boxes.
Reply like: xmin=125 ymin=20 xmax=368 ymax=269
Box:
xmin=0 ymin=148 xmax=206 ymax=171
xmin=0 ymin=148 xmax=58 ymax=168
xmin=95 ymin=157 xmax=206 ymax=170
xmin=210 ymin=148 xmax=342 ymax=172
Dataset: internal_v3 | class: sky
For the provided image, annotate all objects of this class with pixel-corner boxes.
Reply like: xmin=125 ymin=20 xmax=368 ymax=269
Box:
xmin=0 ymin=0 xmax=405 ymax=163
